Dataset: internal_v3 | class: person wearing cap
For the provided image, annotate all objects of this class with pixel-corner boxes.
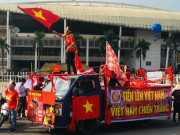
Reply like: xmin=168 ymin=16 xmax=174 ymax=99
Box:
xmin=5 ymin=82 xmax=19 ymax=132
xmin=17 ymin=78 xmax=29 ymax=117
xmin=53 ymin=26 xmax=77 ymax=74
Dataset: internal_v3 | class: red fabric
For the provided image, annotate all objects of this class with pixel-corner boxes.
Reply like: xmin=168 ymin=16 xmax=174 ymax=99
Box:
xmin=104 ymin=69 xmax=113 ymax=78
xmin=52 ymin=65 xmax=61 ymax=73
xmin=139 ymin=68 xmax=147 ymax=80
xmin=27 ymin=91 xmax=43 ymax=124
xmin=29 ymin=75 xmax=34 ymax=90
xmin=69 ymin=96 xmax=76 ymax=132
xmin=73 ymin=95 xmax=100 ymax=121
xmin=64 ymin=34 xmax=76 ymax=52
xmin=42 ymin=91 xmax=55 ymax=105
xmin=167 ymin=66 xmax=173 ymax=85
xmin=36 ymin=76 xmax=39 ymax=85
xmin=124 ymin=71 xmax=131 ymax=86
xmin=5 ymin=89 xmax=19 ymax=110
xmin=106 ymin=42 xmax=127 ymax=86
xmin=75 ymin=52 xmax=83 ymax=73
xmin=18 ymin=7 xmax=60 ymax=29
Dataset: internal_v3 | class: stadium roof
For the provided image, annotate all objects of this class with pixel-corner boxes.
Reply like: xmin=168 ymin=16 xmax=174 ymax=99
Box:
xmin=0 ymin=3 xmax=180 ymax=31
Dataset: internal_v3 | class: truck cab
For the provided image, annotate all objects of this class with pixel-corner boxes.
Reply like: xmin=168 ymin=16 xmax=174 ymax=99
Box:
xmin=42 ymin=74 xmax=105 ymax=129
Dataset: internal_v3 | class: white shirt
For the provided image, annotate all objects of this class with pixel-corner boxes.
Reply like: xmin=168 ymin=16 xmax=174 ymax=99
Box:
xmin=17 ymin=85 xmax=26 ymax=97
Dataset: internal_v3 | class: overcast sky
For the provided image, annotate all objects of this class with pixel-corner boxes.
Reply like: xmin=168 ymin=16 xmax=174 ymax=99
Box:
xmin=112 ymin=0 xmax=180 ymax=12
xmin=0 ymin=0 xmax=179 ymax=12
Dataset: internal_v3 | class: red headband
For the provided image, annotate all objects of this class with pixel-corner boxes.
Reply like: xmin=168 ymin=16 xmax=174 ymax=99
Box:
xmin=9 ymin=83 xmax=15 ymax=87
xmin=66 ymin=26 xmax=72 ymax=33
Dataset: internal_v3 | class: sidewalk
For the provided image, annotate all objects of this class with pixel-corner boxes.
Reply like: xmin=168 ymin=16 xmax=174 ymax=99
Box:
xmin=0 ymin=117 xmax=49 ymax=135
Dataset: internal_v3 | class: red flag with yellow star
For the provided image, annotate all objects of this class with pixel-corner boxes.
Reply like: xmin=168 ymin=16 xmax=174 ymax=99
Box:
xmin=73 ymin=95 xmax=100 ymax=120
xmin=52 ymin=65 xmax=61 ymax=73
xmin=18 ymin=7 xmax=60 ymax=29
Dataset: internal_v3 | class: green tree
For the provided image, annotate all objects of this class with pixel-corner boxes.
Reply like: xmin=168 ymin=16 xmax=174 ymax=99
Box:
xmin=134 ymin=39 xmax=151 ymax=68
xmin=0 ymin=37 xmax=9 ymax=75
xmin=98 ymin=29 xmax=119 ymax=54
xmin=33 ymin=31 xmax=45 ymax=73
xmin=164 ymin=31 xmax=180 ymax=71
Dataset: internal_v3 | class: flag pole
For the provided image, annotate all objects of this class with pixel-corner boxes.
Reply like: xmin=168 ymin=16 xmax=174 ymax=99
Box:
xmin=106 ymin=41 xmax=107 ymax=64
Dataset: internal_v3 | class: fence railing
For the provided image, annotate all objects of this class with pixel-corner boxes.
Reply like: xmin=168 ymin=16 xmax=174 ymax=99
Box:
xmin=0 ymin=72 xmax=30 ymax=94
xmin=0 ymin=72 xmax=180 ymax=95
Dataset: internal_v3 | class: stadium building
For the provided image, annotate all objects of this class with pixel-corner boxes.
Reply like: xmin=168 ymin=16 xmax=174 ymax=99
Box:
xmin=0 ymin=1 xmax=180 ymax=73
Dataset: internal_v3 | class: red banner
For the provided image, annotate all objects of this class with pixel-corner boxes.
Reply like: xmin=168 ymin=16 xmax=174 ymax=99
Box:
xmin=27 ymin=90 xmax=55 ymax=125
xmin=42 ymin=91 xmax=55 ymax=105
xmin=27 ymin=90 xmax=44 ymax=124
xmin=107 ymin=86 xmax=172 ymax=122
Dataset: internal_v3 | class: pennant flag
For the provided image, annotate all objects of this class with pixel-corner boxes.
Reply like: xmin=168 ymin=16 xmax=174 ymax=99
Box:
xmin=106 ymin=41 xmax=127 ymax=86
xmin=18 ymin=7 xmax=60 ymax=29
xmin=52 ymin=65 xmax=61 ymax=73
xmin=75 ymin=51 xmax=83 ymax=73
xmin=82 ymin=68 xmax=94 ymax=74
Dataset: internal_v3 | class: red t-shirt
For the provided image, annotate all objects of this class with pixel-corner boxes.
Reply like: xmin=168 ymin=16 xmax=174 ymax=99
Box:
xmin=5 ymin=89 xmax=19 ymax=110
xmin=64 ymin=34 xmax=76 ymax=52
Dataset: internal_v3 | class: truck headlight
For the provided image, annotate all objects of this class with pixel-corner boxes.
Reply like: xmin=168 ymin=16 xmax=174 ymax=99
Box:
xmin=55 ymin=104 xmax=62 ymax=116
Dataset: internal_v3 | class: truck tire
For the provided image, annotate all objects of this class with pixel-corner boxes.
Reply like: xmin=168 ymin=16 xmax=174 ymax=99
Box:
xmin=79 ymin=119 xmax=98 ymax=135
xmin=0 ymin=114 xmax=5 ymax=127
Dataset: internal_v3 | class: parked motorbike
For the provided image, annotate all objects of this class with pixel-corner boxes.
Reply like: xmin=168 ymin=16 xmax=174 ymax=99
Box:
xmin=0 ymin=93 xmax=8 ymax=127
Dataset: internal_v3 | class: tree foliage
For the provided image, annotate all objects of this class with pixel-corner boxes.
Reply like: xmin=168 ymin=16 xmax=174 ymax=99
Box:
xmin=98 ymin=30 xmax=119 ymax=53
xmin=134 ymin=39 xmax=151 ymax=68
xmin=0 ymin=37 xmax=9 ymax=74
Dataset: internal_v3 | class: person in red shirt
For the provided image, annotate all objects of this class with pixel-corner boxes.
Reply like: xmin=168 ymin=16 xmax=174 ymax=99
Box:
xmin=5 ymin=82 xmax=19 ymax=132
xmin=53 ymin=26 xmax=77 ymax=74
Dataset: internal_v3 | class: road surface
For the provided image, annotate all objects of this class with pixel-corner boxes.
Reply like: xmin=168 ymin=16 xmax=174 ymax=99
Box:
xmin=0 ymin=115 xmax=179 ymax=135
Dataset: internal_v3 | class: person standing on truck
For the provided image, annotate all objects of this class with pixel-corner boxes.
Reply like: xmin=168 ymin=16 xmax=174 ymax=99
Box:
xmin=5 ymin=82 xmax=19 ymax=132
xmin=53 ymin=26 xmax=77 ymax=74
xmin=172 ymin=88 xmax=180 ymax=124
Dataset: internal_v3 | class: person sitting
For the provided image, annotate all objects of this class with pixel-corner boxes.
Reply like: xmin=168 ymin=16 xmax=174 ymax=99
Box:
xmin=34 ymin=77 xmax=44 ymax=91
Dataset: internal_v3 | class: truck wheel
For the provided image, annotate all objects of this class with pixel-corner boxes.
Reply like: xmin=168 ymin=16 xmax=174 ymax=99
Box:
xmin=79 ymin=119 xmax=98 ymax=135
xmin=0 ymin=114 xmax=5 ymax=127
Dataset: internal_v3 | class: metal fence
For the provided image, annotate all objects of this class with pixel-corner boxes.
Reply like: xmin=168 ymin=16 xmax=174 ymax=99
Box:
xmin=0 ymin=72 xmax=30 ymax=95
xmin=0 ymin=72 xmax=180 ymax=95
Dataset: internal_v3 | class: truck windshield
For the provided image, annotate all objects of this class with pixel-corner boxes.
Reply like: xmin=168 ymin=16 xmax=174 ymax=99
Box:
xmin=43 ymin=76 xmax=77 ymax=97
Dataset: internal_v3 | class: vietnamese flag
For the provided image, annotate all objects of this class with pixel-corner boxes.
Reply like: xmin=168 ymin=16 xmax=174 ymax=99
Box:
xmin=74 ymin=95 xmax=100 ymax=120
xmin=75 ymin=51 xmax=83 ymax=73
xmin=69 ymin=95 xmax=100 ymax=131
xmin=18 ymin=7 xmax=60 ymax=29
xmin=52 ymin=65 xmax=61 ymax=73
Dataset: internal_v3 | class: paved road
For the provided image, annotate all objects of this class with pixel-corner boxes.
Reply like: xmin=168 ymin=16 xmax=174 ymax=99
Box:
xmin=0 ymin=116 xmax=180 ymax=135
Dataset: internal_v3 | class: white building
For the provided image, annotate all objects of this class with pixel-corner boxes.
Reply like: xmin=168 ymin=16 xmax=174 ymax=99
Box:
xmin=0 ymin=1 xmax=180 ymax=73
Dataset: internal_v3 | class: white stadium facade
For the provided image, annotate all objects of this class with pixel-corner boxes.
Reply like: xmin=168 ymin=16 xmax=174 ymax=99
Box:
xmin=0 ymin=1 xmax=180 ymax=73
